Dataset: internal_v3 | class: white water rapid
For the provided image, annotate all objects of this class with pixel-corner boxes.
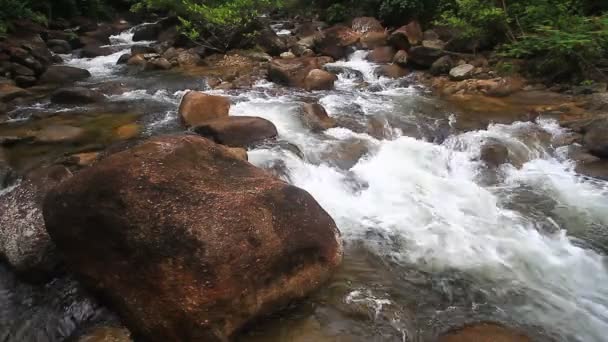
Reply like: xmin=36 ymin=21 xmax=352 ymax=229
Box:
xmin=8 ymin=26 xmax=608 ymax=342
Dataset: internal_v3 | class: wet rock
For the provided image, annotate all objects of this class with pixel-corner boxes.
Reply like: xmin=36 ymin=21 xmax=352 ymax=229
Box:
xmin=268 ymin=56 xmax=333 ymax=88
xmin=194 ymin=116 xmax=278 ymax=147
xmin=367 ymin=46 xmax=395 ymax=64
xmin=7 ymin=47 xmax=42 ymax=73
xmin=300 ymin=102 xmax=337 ymax=132
xmin=0 ymin=83 xmax=28 ymax=102
xmin=0 ymin=148 xmax=15 ymax=188
xmin=132 ymin=23 xmax=161 ymax=41
xmin=10 ymin=64 xmax=35 ymax=79
xmin=178 ymin=91 xmax=230 ymax=127
xmin=359 ymin=31 xmax=388 ymax=49
xmin=256 ymin=25 xmax=287 ymax=56
xmin=352 ymin=17 xmax=384 ymax=34
xmin=161 ymin=47 xmax=180 ymax=61
xmin=81 ymin=45 xmax=113 ymax=58
xmin=47 ymin=39 xmax=72 ymax=54
xmin=430 ymin=55 xmax=454 ymax=76
xmin=304 ymin=69 xmax=337 ymax=91
xmin=438 ymin=323 xmax=531 ymax=342
xmin=321 ymin=138 xmax=370 ymax=170
xmin=315 ymin=25 xmax=360 ymax=60
xmin=126 ymin=54 xmax=146 ymax=67
xmin=576 ymin=158 xmax=608 ymax=181
xmin=449 ymin=64 xmax=475 ymax=81
xmin=378 ymin=64 xmax=409 ymax=79
xmin=568 ymin=115 xmax=608 ymax=159
xmin=35 ymin=125 xmax=87 ymax=144
xmin=388 ymin=21 xmax=423 ymax=50
xmin=43 ymin=135 xmax=342 ymax=342
xmin=117 ymin=53 xmax=131 ymax=65
xmin=115 ymin=123 xmax=140 ymax=140
xmin=480 ymin=140 xmax=510 ymax=167
xmin=408 ymin=46 xmax=445 ymax=67
xmin=0 ymin=165 xmax=72 ymax=281
xmin=393 ymin=50 xmax=408 ymax=66
xmin=15 ymin=75 xmax=36 ymax=88
xmin=51 ymin=87 xmax=105 ymax=105
xmin=145 ymin=58 xmax=172 ymax=71
xmin=39 ymin=66 xmax=91 ymax=85
xmin=323 ymin=64 xmax=364 ymax=81
xmin=176 ymin=50 xmax=202 ymax=67
xmin=131 ymin=45 xmax=156 ymax=55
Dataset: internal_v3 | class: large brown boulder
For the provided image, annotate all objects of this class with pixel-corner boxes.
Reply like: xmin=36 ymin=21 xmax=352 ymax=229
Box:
xmin=367 ymin=46 xmax=396 ymax=64
xmin=359 ymin=31 xmax=388 ymax=49
xmin=388 ymin=21 xmax=424 ymax=50
xmin=304 ymin=69 xmax=337 ymax=91
xmin=43 ymin=135 xmax=342 ymax=342
xmin=194 ymin=116 xmax=278 ymax=147
xmin=314 ymin=25 xmax=360 ymax=60
xmin=268 ymin=56 xmax=333 ymax=88
xmin=178 ymin=91 xmax=230 ymax=127
xmin=0 ymin=165 xmax=72 ymax=281
xmin=39 ymin=66 xmax=91 ymax=85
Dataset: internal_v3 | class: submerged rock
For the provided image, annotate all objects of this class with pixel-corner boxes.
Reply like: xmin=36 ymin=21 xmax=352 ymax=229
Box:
xmin=0 ymin=165 xmax=72 ymax=281
xmin=43 ymin=135 xmax=342 ymax=342
xmin=194 ymin=116 xmax=278 ymax=147
xmin=178 ymin=91 xmax=230 ymax=127
xmin=301 ymin=103 xmax=336 ymax=131
xmin=35 ymin=125 xmax=87 ymax=144
xmin=479 ymin=139 xmax=510 ymax=167
xmin=438 ymin=323 xmax=531 ymax=342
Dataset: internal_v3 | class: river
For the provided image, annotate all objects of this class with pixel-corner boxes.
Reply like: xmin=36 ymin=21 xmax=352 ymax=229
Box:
xmin=1 ymin=25 xmax=608 ymax=342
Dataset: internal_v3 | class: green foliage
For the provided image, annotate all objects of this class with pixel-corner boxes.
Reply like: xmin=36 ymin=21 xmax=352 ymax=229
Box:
xmin=325 ymin=3 xmax=349 ymax=24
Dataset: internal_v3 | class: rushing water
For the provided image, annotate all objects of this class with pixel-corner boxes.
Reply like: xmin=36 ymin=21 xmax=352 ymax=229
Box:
xmin=2 ymin=26 xmax=608 ymax=342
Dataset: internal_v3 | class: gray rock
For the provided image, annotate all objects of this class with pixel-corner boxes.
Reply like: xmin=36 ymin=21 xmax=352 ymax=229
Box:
xmin=0 ymin=166 xmax=72 ymax=281
xmin=449 ymin=64 xmax=475 ymax=81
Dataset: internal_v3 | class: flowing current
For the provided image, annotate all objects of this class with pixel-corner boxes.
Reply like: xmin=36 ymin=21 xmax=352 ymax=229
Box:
xmin=5 ymin=28 xmax=608 ymax=341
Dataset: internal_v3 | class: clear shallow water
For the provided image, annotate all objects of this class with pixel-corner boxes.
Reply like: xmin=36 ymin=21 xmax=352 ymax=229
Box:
xmin=3 ymin=28 xmax=608 ymax=342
